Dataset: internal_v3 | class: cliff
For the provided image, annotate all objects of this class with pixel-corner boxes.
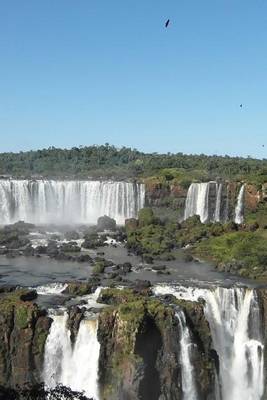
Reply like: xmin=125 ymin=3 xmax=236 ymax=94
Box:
xmin=97 ymin=289 xmax=215 ymax=400
xmin=0 ymin=289 xmax=51 ymax=389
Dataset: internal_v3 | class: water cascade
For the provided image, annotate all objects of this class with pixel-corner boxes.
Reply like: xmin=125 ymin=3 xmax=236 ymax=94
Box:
xmin=234 ymin=184 xmax=245 ymax=224
xmin=154 ymin=285 xmax=264 ymax=400
xmin=184 ymin=182 xmax=227 ymax=223
xmin=176 ymin=310 xmax=198 ymax=400
xmin=0 ymin=179 xmax=145 ymax=225
xmin=43 ymin=311 xmax=100 ymax=399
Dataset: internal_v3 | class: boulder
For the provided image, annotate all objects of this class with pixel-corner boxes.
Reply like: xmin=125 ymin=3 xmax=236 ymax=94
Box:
xmin=97 ymin=215 xmax=116 ymax=232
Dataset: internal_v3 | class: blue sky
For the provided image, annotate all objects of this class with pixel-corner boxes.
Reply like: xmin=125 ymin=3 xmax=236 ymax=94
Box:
xmin=0 ymin=0 xmax=267 ymax=157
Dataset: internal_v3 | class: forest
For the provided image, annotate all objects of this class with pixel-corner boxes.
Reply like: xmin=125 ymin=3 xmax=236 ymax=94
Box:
xmin=0 ymin=144 xmax=267 ymax=183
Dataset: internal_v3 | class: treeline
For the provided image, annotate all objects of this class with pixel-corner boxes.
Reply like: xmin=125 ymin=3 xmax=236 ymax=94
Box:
xmin=0 ymin=144 xmax=266 ymax=182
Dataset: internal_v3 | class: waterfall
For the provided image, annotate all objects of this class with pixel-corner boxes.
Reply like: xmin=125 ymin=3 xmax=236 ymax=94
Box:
xmin=214 ymin=183 xmax=223 ymax=222
xmin=184 ymin=182 xmax=211 ymax=223
xmin=154 ymin=285 xmax=264 ymax=400
xmin=43 ymin=311 xmax=100 ymax=399
xmin=234 ymin=184 xmax=245 ymax=224
xmin=0 ymin=179 xmax=145 ymax=225
xmin=176 ymin=310 xmax=198 ymax=400
xmin=184 ymin=182 xmax=228 ymax=223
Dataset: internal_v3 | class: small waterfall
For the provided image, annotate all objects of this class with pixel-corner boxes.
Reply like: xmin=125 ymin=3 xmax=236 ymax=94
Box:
xmin=34 ymin=282 xmax=68 ymax=295
xmin=154 ymin=285 xmax=264 ymax=400
xmin=184 ymin=182 xmax=211 ymax=223
xmin=214 ymin=183 xmax=223 ymax=222
xmin=234 ymin=184 xmax=245 ymax=224
xmin=43 ymin=311 xmax=100 ymax=399
xmin=176 ymin=310 xmax=198 ymax=400
xmin=184 ymin=182 xmax=229 ymax=223
xmin=0 ymin=179 xmax=145 ymax=225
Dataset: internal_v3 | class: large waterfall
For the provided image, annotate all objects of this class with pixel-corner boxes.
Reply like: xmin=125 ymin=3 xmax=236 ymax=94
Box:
xmin=176 ymin=310 xmax=198 ymax=400
xmin=0 ymin=179 xmax=145 ymax=225
xmin=154 ymin=285 xmax=264 ymax=400
xmin=184 ymin=182 xmax=228 ymax=223
xmin=43 ymin=311 xmax=100 ymax=399
xmin=234 ymin=184 xmax=245 ymax=224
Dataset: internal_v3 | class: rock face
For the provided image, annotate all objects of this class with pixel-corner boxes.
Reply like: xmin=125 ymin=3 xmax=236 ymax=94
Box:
xmin=97 ymin=289 xmax=215 ymax=400
xmin=145 ymin=178 xmax=264 ymax=222
xmin=145 ymin=179 xmax=187 ymax=221
xmin=0 ymin=289 xmax=51 ymax=389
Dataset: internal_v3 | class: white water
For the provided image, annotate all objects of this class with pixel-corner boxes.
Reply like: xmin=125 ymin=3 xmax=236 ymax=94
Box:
xmin=44 ymin=311 xmax=100 ymax=399
xmin=34 ymin=282 xmax=68 ymax=295
xmin=234 ymin=184 xmax=245 ymax=224
xmin=184 ymin=182 xmax=211 ymax=223
xmin=184 ymin=182 xmax=227 ymax=223
xmin=0 ymin=179 xmax=145 ymax=225
xmin=214 ymin=183 xmax=223 ymax=222
xmin=176 ymin=310 xmax=198 ymax=400
xmin=154 ymin=285 xmax=264 ymax=400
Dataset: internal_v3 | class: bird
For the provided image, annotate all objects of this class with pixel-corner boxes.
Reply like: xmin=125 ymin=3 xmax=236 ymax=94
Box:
xmin=240 ymin=104 xmax=243 ymax=108
xmin=262 ymin=144 xmax=265 ymax=147
xmin=165 ymin=19 xmax=170 ymax=28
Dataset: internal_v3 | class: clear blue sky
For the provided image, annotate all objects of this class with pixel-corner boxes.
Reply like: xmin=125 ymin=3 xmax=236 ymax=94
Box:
xmin=0 ymin=0 xmax=267 ymax=158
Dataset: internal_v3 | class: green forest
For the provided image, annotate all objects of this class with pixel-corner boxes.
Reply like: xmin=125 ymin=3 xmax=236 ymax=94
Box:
xmin=0 ymin=144 xmax=267 ymax=183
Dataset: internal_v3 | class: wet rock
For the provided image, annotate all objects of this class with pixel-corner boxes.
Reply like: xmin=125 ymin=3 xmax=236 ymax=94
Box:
xmin=34 ymin=245 xmax=47 ymax=255
xmin=117 ymin=262 xmax=132 ymax=274
xmin=76 ymin=254 xmax=92 ymax=263
xmin=97 ymin=215 xmax=116 ymax=232
xmin=63 ymin=279 xmax=100 ymax=296
xmin=143 ymin=254 xmax=154 ymax=264
xmin=23 ymin=245 xmax=35 ymax=256
xmin=60 ymin=243 xmax=81 ymax=253
xmin=183 ymin=253 xmax=194 ymax=262
xmin=82 ymin=233 xmax=107 ymax=249
xmin=20 ymin=290 xmax=38 ymax=302
xmin=151 ymin=265 xmax=166 ymax=271
xmin=64 ymin=231 xmax=80 ymax=241
xmin=67 ymin=306 xmax=84 ymax=344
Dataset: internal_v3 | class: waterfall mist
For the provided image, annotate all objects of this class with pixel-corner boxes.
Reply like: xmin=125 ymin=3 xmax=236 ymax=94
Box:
xmin=0 ymin=179 xmax=145 ymax=225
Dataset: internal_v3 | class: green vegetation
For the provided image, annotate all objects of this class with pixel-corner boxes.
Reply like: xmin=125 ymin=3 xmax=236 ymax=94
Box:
xmin=126 ymin=209 xmax=235 ymax=261
xmin=1 ymin=144 xmax=267 ymax=182
xmin=193 ymin=230 xmax=267 ymax=280
xmin=92 ymin=261 xmax=106 ymax=274
xmin=244 ymin=202 xmax=267 ymax=227
xmin=126 ymin=204 xmax=267 ymax=281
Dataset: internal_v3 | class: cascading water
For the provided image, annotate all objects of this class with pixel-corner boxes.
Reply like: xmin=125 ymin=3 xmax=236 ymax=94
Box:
xmin=214 ymin=183 xmax=223 ymax=222
xmin=154 ymin=285 xmax=264 ymax=400
xmin=43 ymin=311 xmax=100 ymax=400
xmin=234 ymin=184 xmax=245 ymax=224
xmin=184 ymin=181 xmax=227 ymax=223
xmin=184 ymin=182 xmax=211 ymax=223
xmin=0 ymin=179 xmax=145 ymax=225
xmin=176 ymin=310 xmax=198 ymax=400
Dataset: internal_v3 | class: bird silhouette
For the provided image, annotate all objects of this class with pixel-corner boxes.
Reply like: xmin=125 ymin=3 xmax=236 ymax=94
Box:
xmin=240 ymin=104 xmax=243 ymax=108
xmin=165 ymin=19 xmax=170 ymax=28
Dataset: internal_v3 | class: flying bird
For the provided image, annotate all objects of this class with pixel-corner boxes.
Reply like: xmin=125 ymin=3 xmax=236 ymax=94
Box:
xmin=165 ymin=19 xmax=170 ymax=28
xmin=240 ymin=104 xmax=243 ymax=108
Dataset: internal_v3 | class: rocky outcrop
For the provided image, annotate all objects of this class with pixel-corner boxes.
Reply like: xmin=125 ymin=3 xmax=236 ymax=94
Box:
xmin=144 ymin=178 xmax=187 ymax=220
xmin=97 ymin=289 xmax=215 ymax=400
xmin=0 ymin=289 xmax=51 ymax=389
